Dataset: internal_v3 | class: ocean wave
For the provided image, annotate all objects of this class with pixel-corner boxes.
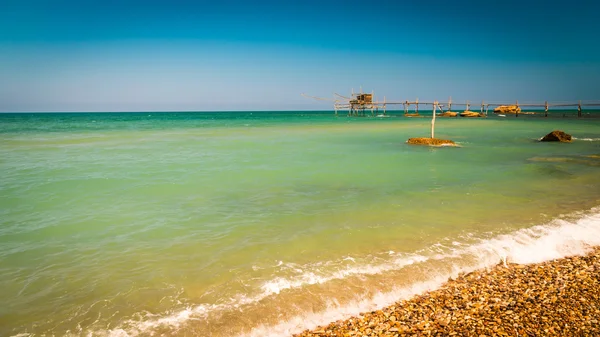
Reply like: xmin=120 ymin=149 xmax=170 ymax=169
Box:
xmin=27 ymin=206 xmax=600 ymax=337
xmin=573 ymin=137 xmax=600 ymax=141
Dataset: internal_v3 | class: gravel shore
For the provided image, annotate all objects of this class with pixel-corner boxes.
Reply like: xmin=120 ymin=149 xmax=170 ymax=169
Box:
xmin=294 ymin=247 xmax=600 ymax=337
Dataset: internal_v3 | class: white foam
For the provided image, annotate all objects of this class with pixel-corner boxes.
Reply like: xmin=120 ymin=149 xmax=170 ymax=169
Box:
xmin=259 ymin=254 xmax=427 ymax=296
xmin=573 ymin=137 xmax=600 ymax=141
xmin=239 ymin=275 xmax=453 ymax=337
xmin=62 ymin=206 xmax=600 ymax=337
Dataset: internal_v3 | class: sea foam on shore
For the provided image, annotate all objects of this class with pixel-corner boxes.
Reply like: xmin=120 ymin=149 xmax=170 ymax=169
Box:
xmin=293 ymin=247 xmax=600 ymax=336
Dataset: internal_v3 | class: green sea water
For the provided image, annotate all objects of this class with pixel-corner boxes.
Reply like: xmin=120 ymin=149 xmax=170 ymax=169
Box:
xmin=1 ymin=111 xmax=600 ymax=336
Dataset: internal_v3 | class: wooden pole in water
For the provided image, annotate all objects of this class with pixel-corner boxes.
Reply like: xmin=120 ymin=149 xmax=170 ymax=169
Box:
xmin=578 ymin=100 xmax=582 ymax=117
xmin=371 ymin=90 xmax=375 ymax=116
xmin=544 ymin=101 xmax=548 ymax=117
xmin=416 ymin=98 xmax=419 ymax=115
xmin=431 ymin=100 xmax=437 ymax=139
xmin=516 ymin=100 xmax=520 ymax=118
xmin=383 ymin=96 xmax=387 ymax=116
xmin=350 ymin=88 xmax=355 ymax=117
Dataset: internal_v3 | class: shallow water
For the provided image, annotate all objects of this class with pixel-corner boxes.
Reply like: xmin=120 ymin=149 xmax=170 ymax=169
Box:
xmin=1 ymin=111 xmax=599 ymax=336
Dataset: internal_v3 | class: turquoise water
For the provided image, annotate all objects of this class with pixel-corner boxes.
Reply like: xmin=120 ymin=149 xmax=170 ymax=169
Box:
xmin=1 ymin=111 xmax=600 ymax=336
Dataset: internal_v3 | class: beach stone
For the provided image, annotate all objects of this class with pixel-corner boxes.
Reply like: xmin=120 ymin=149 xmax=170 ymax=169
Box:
xmin=540 ymin=130 xmax=572 ymax=142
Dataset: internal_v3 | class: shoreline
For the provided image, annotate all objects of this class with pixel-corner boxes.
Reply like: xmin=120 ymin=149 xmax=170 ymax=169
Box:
xmin=293 ymin=246 xmax=600 ymax=336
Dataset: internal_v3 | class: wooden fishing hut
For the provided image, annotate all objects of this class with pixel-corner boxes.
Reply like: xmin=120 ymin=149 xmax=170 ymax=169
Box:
xmin=348 ymin=92 xmax=374 ymax=116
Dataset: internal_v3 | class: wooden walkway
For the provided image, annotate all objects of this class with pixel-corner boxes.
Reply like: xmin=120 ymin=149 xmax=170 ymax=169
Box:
xmin=302 ymin=93 xmax=600 ymax=117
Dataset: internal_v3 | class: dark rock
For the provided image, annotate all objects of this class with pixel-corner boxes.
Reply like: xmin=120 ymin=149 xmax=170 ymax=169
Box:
xmin=540 ymin=130 xmax=572 ymax=143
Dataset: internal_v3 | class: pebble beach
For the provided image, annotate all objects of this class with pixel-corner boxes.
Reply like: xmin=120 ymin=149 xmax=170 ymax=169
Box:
xmin=294 ymin=247 xmax=600 ymax=337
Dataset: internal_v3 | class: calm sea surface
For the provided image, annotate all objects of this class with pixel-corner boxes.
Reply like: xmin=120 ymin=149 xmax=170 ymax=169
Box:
xmin=1 ymin=111 xmax=599 ymax=336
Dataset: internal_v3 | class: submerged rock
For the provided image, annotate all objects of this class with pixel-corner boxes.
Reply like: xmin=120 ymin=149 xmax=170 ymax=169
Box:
xmin=540 ymin=130 xmax=572 ymax=142
xmin=528 ymin=155 xmax=600 ymax=167
xmin=407 ymin=137 xmax=457 ymax=146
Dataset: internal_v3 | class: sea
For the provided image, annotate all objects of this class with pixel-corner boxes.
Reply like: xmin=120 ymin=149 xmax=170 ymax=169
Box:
xmin=1 ymin=110 xmax=599 ymax=336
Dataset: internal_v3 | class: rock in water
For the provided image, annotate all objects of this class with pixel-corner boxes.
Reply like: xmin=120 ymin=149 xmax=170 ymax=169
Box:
xmin=407 ymin=138 xmax=457 ymax=146
xmin=459 ymin=111 xmax=484 ymax=117
xmin=540 ymin=130 xmax=572 ymax=142
xmin=437 ymin=111 xmax=458 ymax=117
xmin=493 ymin=105 xmax=521 ymax=114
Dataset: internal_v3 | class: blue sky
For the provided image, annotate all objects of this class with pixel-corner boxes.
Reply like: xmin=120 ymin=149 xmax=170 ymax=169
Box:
xmin=1 ymin=0 xmax=599 ymax=111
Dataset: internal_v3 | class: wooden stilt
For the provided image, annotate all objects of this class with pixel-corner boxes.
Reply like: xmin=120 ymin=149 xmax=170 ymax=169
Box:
xmin=431 ymin=100 xmax=437 ymax=139
xmin=578 ymin=100 xmax=582 ymax=117
xmin=544 ymin=101 xmax=548 ymax=117
xmin=416 ymin=98 xmax=419 ymax=115
xmin=371 ymin=91 xmax=375 ymax=116
xmin=383 ymin=96 xmax=387 ymax=116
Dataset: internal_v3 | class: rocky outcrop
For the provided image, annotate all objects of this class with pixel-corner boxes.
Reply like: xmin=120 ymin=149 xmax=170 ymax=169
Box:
xmin=494 ymin=105 xmax=521 ymax=114
xmin=407 ymin=137 xmax=457 ymax=146
xmin=459 ymin=110 xmax=484 ymax=117
xmin=540 ymin=130 xmax=572 ymax=142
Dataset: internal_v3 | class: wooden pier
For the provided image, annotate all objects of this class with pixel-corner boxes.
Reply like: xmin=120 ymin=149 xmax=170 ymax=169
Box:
xmin=302 ymin=91 xmax=600 ymax=118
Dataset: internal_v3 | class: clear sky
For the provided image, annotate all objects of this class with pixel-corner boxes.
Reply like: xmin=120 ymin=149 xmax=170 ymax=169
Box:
xmin=1 ymin=0 xmax=599 ymax=111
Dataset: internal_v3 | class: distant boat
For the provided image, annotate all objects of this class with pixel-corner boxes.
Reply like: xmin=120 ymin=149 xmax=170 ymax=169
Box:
xmin=498 ymin=114 xmax=506 ymax=117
